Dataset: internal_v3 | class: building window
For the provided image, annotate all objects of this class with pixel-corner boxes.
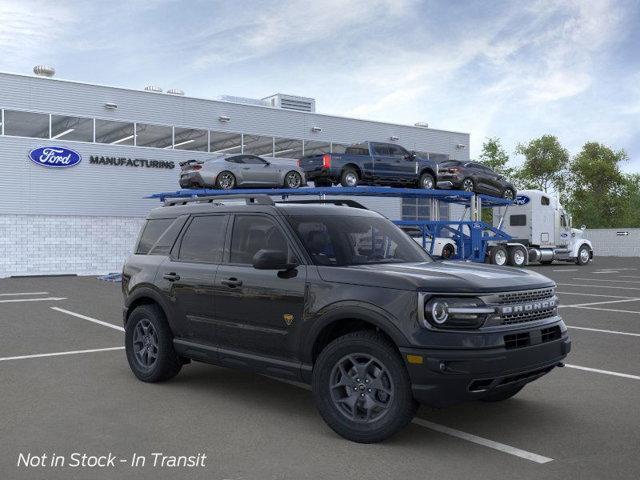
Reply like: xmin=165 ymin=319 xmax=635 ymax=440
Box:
xmin=243 ymin=134 xmax=274 ymax=156
xmin=210 ymin=131 xmax=242 ymax=154
xmin=401 ymin=199 xmax=449 ymax=221
xmin=173 ymin=127 xmax=208 ymax=151
xmin=50 ymin=114 xmax=94 ymax=142
xmin=273 ymin=137 xmax=303 ymax=158
xmin=135 ymin=123 xmax=173 ymax=148
xmin=303 ymin=140 xmax=331 ymax=156
xmin=95 ymin=119 xmax=135 ymax=145
xmin=3 ymin=110 xmax=50 ymax=139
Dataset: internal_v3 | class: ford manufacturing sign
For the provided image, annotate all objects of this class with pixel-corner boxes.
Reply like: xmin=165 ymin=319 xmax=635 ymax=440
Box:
xmin=28 ymin=147 xmax=82 ymax=168
xmin=514 ymin=195 xmax=530 ymax=206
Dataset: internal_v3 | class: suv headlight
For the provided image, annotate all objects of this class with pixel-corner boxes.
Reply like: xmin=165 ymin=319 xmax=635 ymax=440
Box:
xmin=421 ymin=296 xmax=495 ymax=329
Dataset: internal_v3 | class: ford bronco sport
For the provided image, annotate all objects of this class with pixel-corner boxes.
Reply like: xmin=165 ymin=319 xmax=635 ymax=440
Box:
xmin=122 ymin=194 xmax=570 ymax=443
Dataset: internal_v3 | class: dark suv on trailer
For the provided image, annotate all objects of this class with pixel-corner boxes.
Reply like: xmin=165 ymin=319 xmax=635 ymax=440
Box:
xmin=122 ymin=195 xmax=570 ymax=443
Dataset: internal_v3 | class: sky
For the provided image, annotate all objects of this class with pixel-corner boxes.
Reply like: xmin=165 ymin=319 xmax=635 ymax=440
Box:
xmin=1 ymin=0 xmax=639 ymax=171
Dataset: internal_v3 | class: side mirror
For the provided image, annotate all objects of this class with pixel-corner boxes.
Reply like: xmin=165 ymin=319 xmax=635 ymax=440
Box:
xmin=252 ymin=249 xmax=297 ymax=270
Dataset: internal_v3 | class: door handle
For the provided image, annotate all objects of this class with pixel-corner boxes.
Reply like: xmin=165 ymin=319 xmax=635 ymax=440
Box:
xmin=163 ymin=272 xmax=181 ymax=282
xmin=242 ymin=167 xmax=250 ymax=170
xmin=221 ymin=277 xmax=243 ymax=288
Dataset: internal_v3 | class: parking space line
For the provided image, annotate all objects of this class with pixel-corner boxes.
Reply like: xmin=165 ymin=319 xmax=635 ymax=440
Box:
xmin=566 ymin=305 xmax=640 ymax=315
xmin=0 ymin=291 xmax=49 ymax=296
xmin=0 ymin=297 xmax=66 ymax=303
xmin=565 ymin=364 xmax=640 ymax=381
xmin=0 ymin=346 xmax=124 ymax=363
xmin=557 ymin=291 xmax=637 ymax=299
xmin=557 ymin=283 xmax=640 ymax=291
xmin=411 ymin=418 xmax=553 ymax=464
xmin=559 ymin=298 xmax=640 ymax=308
xmin=568 ymin=326 xmax=640 ymax=337
xmin=271 ymin=377 xmax=553 ymax=464
xmin=571 ymin=278 xmax=640 ymax=285
xmin=552 ymin=269 xmax=578 ymax=272
xmin=51 ymin=307 xmax=125 ymax=332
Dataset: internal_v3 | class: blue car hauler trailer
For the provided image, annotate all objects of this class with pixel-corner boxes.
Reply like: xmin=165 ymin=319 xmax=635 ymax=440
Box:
xmin=149 ymin=187 xmax=515 ymax=264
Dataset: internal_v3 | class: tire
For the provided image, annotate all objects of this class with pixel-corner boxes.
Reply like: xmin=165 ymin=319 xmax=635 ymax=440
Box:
xmin=284 ymin=170 xmax=303 ymax=189
xmin=479 ymin=386 xmax=523 ymax=402
xmin=441 ymin=243 xmax=455 ymax=259
xmin=312 ymin=331 xmax=418 ymax=443
xmin=502 ymin=188 xmax=516 ymax=200
xmin=125 ymin=304 xmax=182 ymax=383
xmin=489 ymin=245 xmax=508 ymax=266
xmin=340 ymin=168 xmax=359 ymax=187
xmin=314 ymin=178 xmax=332 ymax=187
xmin=576 ymin=245 xmax=591 ymax=265
xmin=418 ymin=172 xmax=435 ymax=190
xmin=461 ymin=178 xmax=475 ymax=192
xmin=215 ymin=171 xmax=236 ymax=190
xmin=507 ymin=246 xmax=527 ymax=267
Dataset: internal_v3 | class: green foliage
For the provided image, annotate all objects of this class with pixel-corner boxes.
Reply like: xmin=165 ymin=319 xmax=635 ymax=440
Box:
xmin=566 ymin=142 xmax=634 ymax=228
xmin=479 ymin=137 xmax=515 ymax=178
xmin=515 ymin=135 xmax=569 ymax=193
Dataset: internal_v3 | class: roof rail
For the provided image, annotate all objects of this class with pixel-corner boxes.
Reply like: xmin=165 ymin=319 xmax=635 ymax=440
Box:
xmin=277 ymin=199 xmax=368 ymax=209
xmin=164 ymin=194 xmax=275 ymax=207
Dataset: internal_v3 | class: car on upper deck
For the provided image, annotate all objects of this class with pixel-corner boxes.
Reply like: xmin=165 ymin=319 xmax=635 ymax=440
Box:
xmin=437 ymin=160 xmax=516 ymax=199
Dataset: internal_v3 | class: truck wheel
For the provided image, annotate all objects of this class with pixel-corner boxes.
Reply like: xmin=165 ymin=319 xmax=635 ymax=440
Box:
xmin=489 ymin=245 xmax=508 ymax=266
xmin=340 ymin=168 xmax=359 ymax=187
xmin=576 ymin=245 xmax=591 ymax=265
xmin=479 ymin=386 xmax=523 ymax=402
xmin=441 ymin=244 xmax=455 ymax=259
xmin=312 ymin=331 xmax=418 ymax=443
xmin=507 ymin=246 xmax=527 ymax=267
xmin=125 ymin=304 xmax=182 ymax=383
xmin=419 ymin=172 xmax=435 ymax=189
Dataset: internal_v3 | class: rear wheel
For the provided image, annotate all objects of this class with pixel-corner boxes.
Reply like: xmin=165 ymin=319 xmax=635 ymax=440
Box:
xmin=441 ymin=243 xmax=455 ymax=259
xmin=507 ymin=246 xmax=527 ymax=267
xmin=489 ymin=245 xmax=508 ymax=266
xmin=215 ymin=171 xmax=236 ymax=190
xmin=340 ymin=168 xmax=359 ymax=187
xmin=502 ymin=188 xmax=516 ymax=200
xmin=125 ymin=304 xmax=182 ymax=383
xmin=284 ymin=171 xmax=303 ymax=189
xmin=479 ymin=386 xmax=523 ymax=402
xmin=419 ymin=172 xmax=435 ymax=190
xmin=312 ymin=331 xmax=417 ymax=443
xmin=462 ymin=178 xmax=475 ymax=192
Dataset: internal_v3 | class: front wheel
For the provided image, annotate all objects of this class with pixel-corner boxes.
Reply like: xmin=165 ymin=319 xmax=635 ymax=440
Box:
xmin=419 ymin=172 xmax=435 ymax=189
xmin=312 ymin=331 xmax=417 ymax=443
xmin=502 ymin=188 xmax=516 ymax=200
xmin=576 ymin=245 xmax=591 ymax=265
xmin=284 ymin=170 xmax=303 ymax=189
xmin=441 ymin=243 xmax=455 ymax=259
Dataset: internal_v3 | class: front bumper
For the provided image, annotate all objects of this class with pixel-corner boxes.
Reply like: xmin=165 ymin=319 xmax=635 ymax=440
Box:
xmin=401 ymin=327 xmax=571 ymax=407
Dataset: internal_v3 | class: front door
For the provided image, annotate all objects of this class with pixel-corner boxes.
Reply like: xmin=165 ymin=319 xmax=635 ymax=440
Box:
xmin=158 ymin=214 xmax=229 ymax=343
xmin=214 ymin=214 xmax=307 ymax=360
xmin=240 ymin=155 xmax=279 ymax=185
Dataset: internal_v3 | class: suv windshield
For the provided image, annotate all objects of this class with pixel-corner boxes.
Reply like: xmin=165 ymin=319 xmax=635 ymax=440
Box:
xmin=287 ymin=215 xmax=432 ymax=266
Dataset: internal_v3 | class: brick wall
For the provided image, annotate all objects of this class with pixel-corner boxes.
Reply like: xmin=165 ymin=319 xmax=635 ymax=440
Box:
xmin=0 ymin=215 xmax=145 ymax=277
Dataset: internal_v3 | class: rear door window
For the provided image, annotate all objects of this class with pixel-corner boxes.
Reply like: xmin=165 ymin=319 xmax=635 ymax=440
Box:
xmin=136 ymin=218 xmax=174 ymax=254
xmin=178 ymin=215 xmax=228 ymax=263
xmin=229 ymin=215 xmax=293 ymax=264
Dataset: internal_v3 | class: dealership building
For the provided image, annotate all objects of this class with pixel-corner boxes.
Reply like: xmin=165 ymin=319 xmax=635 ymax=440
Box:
xmin=0 ymin=68 xmax=470 ymax=277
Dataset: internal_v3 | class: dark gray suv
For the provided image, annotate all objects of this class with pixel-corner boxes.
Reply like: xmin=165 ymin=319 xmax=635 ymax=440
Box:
xmin=122 ymin=194 xmax=570 ymax=443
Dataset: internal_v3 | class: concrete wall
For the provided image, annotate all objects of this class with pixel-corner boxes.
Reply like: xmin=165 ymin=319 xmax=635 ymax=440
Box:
xmin=583 ymin=228 xmax=640 ymax=257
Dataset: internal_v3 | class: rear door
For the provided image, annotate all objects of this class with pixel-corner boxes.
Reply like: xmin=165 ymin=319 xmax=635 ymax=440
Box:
xmin=157 ymin=214 xmax=229 ymax=344
xmin=214 ymin=213 xmax=307 ymax=361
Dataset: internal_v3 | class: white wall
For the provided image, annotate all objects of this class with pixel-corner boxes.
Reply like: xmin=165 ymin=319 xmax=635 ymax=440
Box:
xmin=0 ymin=215 xmax=144 ymax=277
xmin=583 ymin=229 xmax=640 ymax=257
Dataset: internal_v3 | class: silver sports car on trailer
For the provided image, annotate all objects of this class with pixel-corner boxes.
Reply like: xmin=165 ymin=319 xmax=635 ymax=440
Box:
xmin=179 ymin=154 xmax=307 ymax=189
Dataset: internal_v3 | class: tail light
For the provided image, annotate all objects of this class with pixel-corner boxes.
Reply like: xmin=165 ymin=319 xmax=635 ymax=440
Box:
xmin=444 ymin=167 xmax=459 ymax=174
xmin=192 ymin=164 xmax=202 ymax=170
xmin=322 ymin=154 xmax=331 ymax=169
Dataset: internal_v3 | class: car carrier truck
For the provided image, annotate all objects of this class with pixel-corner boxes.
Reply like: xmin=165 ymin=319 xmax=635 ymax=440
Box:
xmin=488 ymin=189 xmax=593 ymax=267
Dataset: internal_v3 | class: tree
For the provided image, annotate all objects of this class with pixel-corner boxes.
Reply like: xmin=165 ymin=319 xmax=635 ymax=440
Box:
xmin=566 ymin=142 xmax=628 ymax=228
xmin=478 ymin=137 xmax=515 ymax=178
xmin=515 ymin=135 xmax=569 ymax=193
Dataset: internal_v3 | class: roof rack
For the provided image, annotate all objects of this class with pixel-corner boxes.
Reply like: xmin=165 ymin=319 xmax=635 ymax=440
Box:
xmin=277 ymin=199 xmax=368 ymax=209
xmin=163 ymin=194 xmax=274 ymax=207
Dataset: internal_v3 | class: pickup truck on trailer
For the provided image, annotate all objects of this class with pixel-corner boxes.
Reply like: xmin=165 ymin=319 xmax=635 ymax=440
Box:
xmin=298 ymin=141 xmax=440 ymax=189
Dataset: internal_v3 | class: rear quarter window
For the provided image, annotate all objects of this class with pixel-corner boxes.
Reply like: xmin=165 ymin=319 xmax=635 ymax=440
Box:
xmin=136 ymin=218 xmax=175 ymax=254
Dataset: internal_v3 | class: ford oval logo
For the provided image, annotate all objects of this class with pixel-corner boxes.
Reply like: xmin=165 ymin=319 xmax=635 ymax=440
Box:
xmin=514 ymin=195 xmax=530 ymax=205
xmin=28 ymin=146 xmax=82 ymax=168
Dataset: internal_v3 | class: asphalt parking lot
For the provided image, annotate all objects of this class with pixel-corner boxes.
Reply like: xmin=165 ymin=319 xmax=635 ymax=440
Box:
xmin=2 ymin=257 xmax=640 ymax=480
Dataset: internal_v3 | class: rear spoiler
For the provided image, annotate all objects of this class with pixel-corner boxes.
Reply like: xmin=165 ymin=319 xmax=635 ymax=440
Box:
xmin=179 ymin=159 xmax=204 ymax=167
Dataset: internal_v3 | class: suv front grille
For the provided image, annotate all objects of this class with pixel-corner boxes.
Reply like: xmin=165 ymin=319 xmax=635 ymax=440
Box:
xmin=493 ymin=287 xmax=558 ymax=325
xmin=496 ymin=288 xmax=555 ymax=305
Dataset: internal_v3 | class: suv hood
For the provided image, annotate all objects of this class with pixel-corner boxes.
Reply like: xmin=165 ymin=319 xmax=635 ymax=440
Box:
xmin=317 ymin=261 xmax=554 ymax=293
